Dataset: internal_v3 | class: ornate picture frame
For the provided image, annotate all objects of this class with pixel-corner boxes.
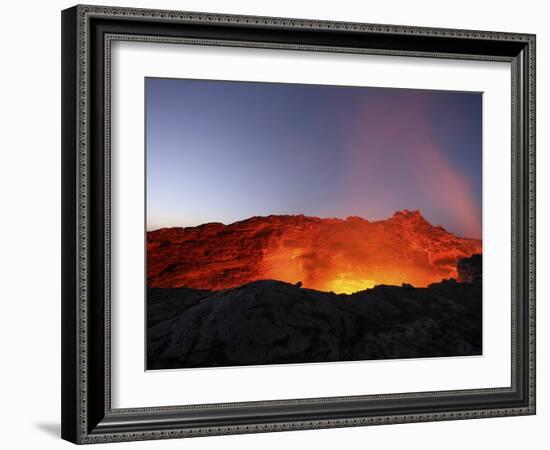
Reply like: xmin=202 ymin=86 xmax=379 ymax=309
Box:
xmin=61 ymin=5 xmax=536 ymax=444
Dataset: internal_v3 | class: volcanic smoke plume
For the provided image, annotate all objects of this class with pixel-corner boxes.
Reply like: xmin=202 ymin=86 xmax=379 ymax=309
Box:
xmin=147 ymin=210 xmax=481 ymax=294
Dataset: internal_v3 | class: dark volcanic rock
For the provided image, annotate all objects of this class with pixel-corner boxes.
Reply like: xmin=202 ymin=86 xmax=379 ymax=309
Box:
xmin=457 ymin=253 xmax=482 ymax=283
xmin=147 ymin=279 xmax=482 ymax=370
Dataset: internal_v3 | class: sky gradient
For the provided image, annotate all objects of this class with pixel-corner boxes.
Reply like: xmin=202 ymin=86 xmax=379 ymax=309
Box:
xmin=146 ymin=78 xmax=482 ymax=238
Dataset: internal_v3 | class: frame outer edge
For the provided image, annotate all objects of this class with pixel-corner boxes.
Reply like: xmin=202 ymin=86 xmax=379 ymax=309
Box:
xmin=61 ymin=5 xmax=80 ymax=445
xmin=76 ymin=3 xmax=534 ymax=41
xmin=527 ymin=34 xmax=536 ymax=414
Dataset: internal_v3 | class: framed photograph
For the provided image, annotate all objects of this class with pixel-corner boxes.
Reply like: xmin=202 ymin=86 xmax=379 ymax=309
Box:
xmin=61 ymin=5 xmax=536 ymax=444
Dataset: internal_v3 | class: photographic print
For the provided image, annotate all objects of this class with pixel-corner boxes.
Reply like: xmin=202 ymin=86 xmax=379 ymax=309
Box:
xmin=61 ymin=8 xmax=536 ymax=441
xmin=146 ymin=78 xmax=483 ymax=370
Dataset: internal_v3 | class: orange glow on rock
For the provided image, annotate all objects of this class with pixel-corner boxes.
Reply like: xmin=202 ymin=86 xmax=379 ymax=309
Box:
xmin=327 ymin=274 xmax=376 ymax=295
xmin=147 ymin=211 xmax=482 ymax=294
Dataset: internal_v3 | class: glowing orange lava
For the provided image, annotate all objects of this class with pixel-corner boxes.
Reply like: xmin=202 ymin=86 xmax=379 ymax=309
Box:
xmin=147 ymin=211 xmax=482 ymax=293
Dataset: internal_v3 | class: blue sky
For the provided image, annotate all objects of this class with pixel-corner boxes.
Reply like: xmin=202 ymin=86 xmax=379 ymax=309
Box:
xmin=146 ymin=78 xmax=482 ymax=238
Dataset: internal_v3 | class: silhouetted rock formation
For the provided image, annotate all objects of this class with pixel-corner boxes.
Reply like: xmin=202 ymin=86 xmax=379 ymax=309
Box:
xmin=457 ymin=253 xmax=482 ymax=283
xmin=147 ymin=211 xmax=481 ymax=293
xmin=147 ymin=276 xmax=482 ymax=370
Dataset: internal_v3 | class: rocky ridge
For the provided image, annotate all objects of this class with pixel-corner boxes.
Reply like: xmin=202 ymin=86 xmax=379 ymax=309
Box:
xmin=147 ymin=210 xmax=482 ymax=293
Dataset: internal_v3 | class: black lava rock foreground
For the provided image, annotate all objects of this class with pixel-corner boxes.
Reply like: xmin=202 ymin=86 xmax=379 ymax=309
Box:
xmin=147 ymin=279 xmax=481 ymax=370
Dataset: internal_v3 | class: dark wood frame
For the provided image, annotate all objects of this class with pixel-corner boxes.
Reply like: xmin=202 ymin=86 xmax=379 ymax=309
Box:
xmin=61 ymin=4 xmax=536 ymax=444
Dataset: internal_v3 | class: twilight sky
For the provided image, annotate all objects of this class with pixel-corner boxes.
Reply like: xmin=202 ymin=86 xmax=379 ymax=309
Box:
xmin=146 ymin=78 xmax=482 ymax=238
